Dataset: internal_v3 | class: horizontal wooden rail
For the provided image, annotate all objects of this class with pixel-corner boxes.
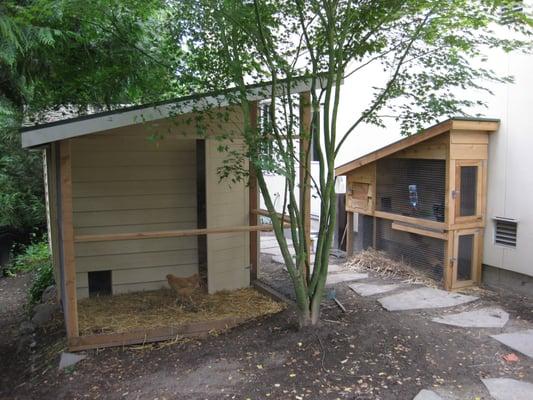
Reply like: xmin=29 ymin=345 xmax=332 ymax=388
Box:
xmin=75 ymin=224 xmax=274 ymax=243
xmin=391 ymin=222 xmax=447 ymax=240
xmin=252 ymin=208 xmax=291 ymax=227
xmin=374 ymin=210 xmax=446 ymax=230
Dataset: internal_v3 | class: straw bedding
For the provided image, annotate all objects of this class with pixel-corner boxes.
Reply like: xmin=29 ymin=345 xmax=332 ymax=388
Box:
xmin=345 ymin=248 xmax=438 ymax=287
xmin=77 ymin=287 xmax=285 ymax=336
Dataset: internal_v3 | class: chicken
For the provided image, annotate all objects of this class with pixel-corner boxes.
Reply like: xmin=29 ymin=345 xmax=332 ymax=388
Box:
xmin=166 ymin=273 xmax=201 ymax=306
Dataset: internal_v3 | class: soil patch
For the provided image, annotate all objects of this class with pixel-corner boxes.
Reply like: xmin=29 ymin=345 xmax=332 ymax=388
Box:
xmin=2 ymin=257 xmax=533 ymax=399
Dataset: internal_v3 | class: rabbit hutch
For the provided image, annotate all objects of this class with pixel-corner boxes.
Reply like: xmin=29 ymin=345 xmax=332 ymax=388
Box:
xmin=335 ymin=118 xmax=499 ymax=290
xmin=21 ymin=83 xmax=313 ymax=350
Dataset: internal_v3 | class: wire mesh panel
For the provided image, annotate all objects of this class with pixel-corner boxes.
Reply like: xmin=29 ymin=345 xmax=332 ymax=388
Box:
xmin=376 ymin=158 xmax=446 ymax=222
xmin=375 ymin=218 xmax=446 ymax=284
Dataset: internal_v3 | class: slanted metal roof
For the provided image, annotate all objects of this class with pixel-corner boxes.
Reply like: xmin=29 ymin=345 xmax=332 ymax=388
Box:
xmin=21 ymin=78 xmax=322 ymax=148
xmin=335 ymin=117 xmax=500 ymax=176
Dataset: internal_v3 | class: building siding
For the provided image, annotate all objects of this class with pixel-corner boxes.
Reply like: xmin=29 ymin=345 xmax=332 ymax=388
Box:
xmin=71 ymin=128 xmax=199 ymax=298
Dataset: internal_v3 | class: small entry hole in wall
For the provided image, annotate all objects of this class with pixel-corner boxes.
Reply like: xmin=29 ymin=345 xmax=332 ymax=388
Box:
xmin=88 ymin=270 xmax=112 ymax=297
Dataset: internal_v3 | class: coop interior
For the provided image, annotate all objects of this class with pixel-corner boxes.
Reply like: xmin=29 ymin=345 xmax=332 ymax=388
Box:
xmin=51 ymin=117 xmax=274 ymax=349
xmin=341 ymin=120 xmax=496 ymax=290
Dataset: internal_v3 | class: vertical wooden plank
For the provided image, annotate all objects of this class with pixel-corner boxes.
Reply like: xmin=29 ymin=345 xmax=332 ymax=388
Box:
xmin=443 ymin=231 xmax=454 ymax=290
xmin=59 ymin=140 xmax=79 ymax=338
xmin=346 ymin=211 xmax=354 ymax=257
xmin=299 ymin=92 xmax=312 ymax=268
xmin=475 ymin=228 xmax=484 ymax=284
xmin=46 ymin=144 xmax=62 ymax=302
xmin=249 ymin=101 xmax=259 ymax=281
xmin=448 ymin=159 xmax=456 ymax=227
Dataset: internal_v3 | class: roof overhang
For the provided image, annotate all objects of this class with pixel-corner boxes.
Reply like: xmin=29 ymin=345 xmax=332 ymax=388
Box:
xmin=22 ymin=77 xmax=325 ymax=148
xmin=335 ymin=117 xmax=500 ymax=176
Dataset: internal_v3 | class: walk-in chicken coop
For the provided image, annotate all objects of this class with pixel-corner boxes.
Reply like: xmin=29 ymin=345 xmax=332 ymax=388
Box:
xmin=336 ymin=118 xmax=499 ymax=290
xmin=21 ymin=82 xmax=313 ymax=350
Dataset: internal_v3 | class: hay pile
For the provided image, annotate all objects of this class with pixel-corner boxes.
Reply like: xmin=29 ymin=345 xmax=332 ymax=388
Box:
xmin=345 ymin=248 xmax=437 ymax=287
xmin=78 ymin=288 xmax=285 ymax=336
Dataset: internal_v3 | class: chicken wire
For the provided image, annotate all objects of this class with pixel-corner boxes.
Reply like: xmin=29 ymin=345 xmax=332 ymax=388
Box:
xmin=376 ymin=158 xmax=446 ymax=222
xmin=375 ymin=218 xmax=446 ymax=284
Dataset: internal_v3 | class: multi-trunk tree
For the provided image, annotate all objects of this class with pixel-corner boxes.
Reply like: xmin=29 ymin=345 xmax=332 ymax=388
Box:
xmin=173 ymin=0 xmax=531 ymax=327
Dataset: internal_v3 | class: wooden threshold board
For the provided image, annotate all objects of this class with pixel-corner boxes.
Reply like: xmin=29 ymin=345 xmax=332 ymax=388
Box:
xmin=68 ymin=317 xmax=245 ymax=351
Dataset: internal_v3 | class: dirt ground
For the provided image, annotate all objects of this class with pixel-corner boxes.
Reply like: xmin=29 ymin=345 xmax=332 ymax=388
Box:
xmin=1 ymin=259 xmax=532 ymax=400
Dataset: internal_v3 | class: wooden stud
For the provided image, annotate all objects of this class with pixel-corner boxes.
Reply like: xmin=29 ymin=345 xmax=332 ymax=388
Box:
xmin=59 ymin=140 xmax=79 ymax=339
xmin=346 ymin=211 xmax=354 ymax=257
xmin=299 ymin=91 xmax=312 ymax=269
xmin=249 ymin=101 xmax=259 ymax=281
xmin=443 ymin=230 xmax=454 ymax=290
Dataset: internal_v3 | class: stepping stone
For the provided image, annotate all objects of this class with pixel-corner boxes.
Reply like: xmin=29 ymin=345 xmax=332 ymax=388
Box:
xmin=349 ymin=282 xmax=401 ymax=297
xmin=413 ymin=389 xmax=443 ymax=400
xmin=378 ymin=287 xmax=478 ymax=311
xmin=491 ymin=329 xmax=533 ymax=358
xmin=432 ymin=307 xmax=509 ymax=328
xmin=326 ymin=272 xmax=368 ymax=286
xmin=482 ymin=378 xmax=533 ymax=400
xmin=59 ymin=352 xmax=86 ymax=370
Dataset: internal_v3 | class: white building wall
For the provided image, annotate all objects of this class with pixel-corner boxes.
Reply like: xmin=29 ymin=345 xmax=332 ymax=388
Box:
xmin=324 ymin=8 xmax=533 ymax=277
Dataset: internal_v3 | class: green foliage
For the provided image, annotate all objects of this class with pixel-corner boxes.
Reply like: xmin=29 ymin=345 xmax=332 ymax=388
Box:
xmin=171 ymin=0 xmax=532 ymax=326
xmin=9 ymin=239 xmax=50 ymax=274
xmin=6 ymin=238 xmax=53 ymax=305
xmin=0 ymin=0 xmax=185 ymax=236
xmin=29 ymin=259 xmax=54 ymax=305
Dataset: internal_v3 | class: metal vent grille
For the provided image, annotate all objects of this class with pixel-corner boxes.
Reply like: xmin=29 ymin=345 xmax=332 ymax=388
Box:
xmin=494 ymin=218 xmax=518 ymax=247
xmin=375 ymin=218 xmax=446 ymax=284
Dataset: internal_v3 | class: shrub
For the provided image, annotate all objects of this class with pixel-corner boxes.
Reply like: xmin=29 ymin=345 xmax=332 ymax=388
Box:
xmin=8 ymin=238 xmax=54 ymax=305
xmin=29 ymin=259 xmax=54 ymax=305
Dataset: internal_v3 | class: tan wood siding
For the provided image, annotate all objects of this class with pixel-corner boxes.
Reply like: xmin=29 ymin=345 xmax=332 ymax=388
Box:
xmin=71 ymin=128 xmax=198 ymax=298
xmin=205 ymin=139 xmax=250 ymax=293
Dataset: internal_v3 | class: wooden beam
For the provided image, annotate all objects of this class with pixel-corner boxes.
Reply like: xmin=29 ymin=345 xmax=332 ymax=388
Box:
xmin=251 ymin=209 xmax=291 ymax=227
xmin=391 ymin=222 xmax=448 ymax=240
xmin=75 ymin=224 xmax=275 ymax=243
xmin=252 ymin=280 xmax=294 ymax=305
xmin=346 ymin=211 xmax=354 ymax=257
xmin=59 ymin=140 xmax=79 ymax=339
xmin=249 ymin=101 xmax=259 ymax=281
xmin=450 ymin=119 xmax=499 ymax=132
xmin=374 ymin=210 xmax=446 ymax=230
xmin=299 ymin=91 xmax=312 ymax=268
xmin=68 ymin=317 xmax=246 ymax=351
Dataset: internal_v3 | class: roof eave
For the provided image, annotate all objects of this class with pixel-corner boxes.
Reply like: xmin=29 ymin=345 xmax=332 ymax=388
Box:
xmin=22 ymin=77 xmax=325 ymax=148
xmin=335 ymin=117 xmax=500 ymax=176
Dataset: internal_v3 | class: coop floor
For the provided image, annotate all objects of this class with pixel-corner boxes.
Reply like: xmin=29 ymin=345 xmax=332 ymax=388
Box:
xmin=77 ymin=288 xmax=284 ymax=336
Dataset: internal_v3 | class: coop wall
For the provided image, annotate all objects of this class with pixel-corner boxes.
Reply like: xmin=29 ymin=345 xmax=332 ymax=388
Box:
xmin=375 ymin=218 xmax=446 ymax=284
xmin=70 ymin=127 xmax=199 ymax=299
xmin=205 ymin=138 xmax=250 ymax=293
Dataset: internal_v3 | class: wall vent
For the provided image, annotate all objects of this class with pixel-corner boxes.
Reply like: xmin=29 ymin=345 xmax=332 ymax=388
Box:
xmin=494 ymin=218 xmax=518 ymax=247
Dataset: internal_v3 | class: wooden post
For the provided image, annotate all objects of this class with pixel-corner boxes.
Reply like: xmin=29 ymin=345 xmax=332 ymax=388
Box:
xmin=249 ymin=101 xmax=260 ymax=281
xmin=346 ymin=211 xmax=354 ymax=257
xmin=59 ymin=140 xmax=79 ymax=339
xmin=299 ymin=92 xmax=312 ymax=268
